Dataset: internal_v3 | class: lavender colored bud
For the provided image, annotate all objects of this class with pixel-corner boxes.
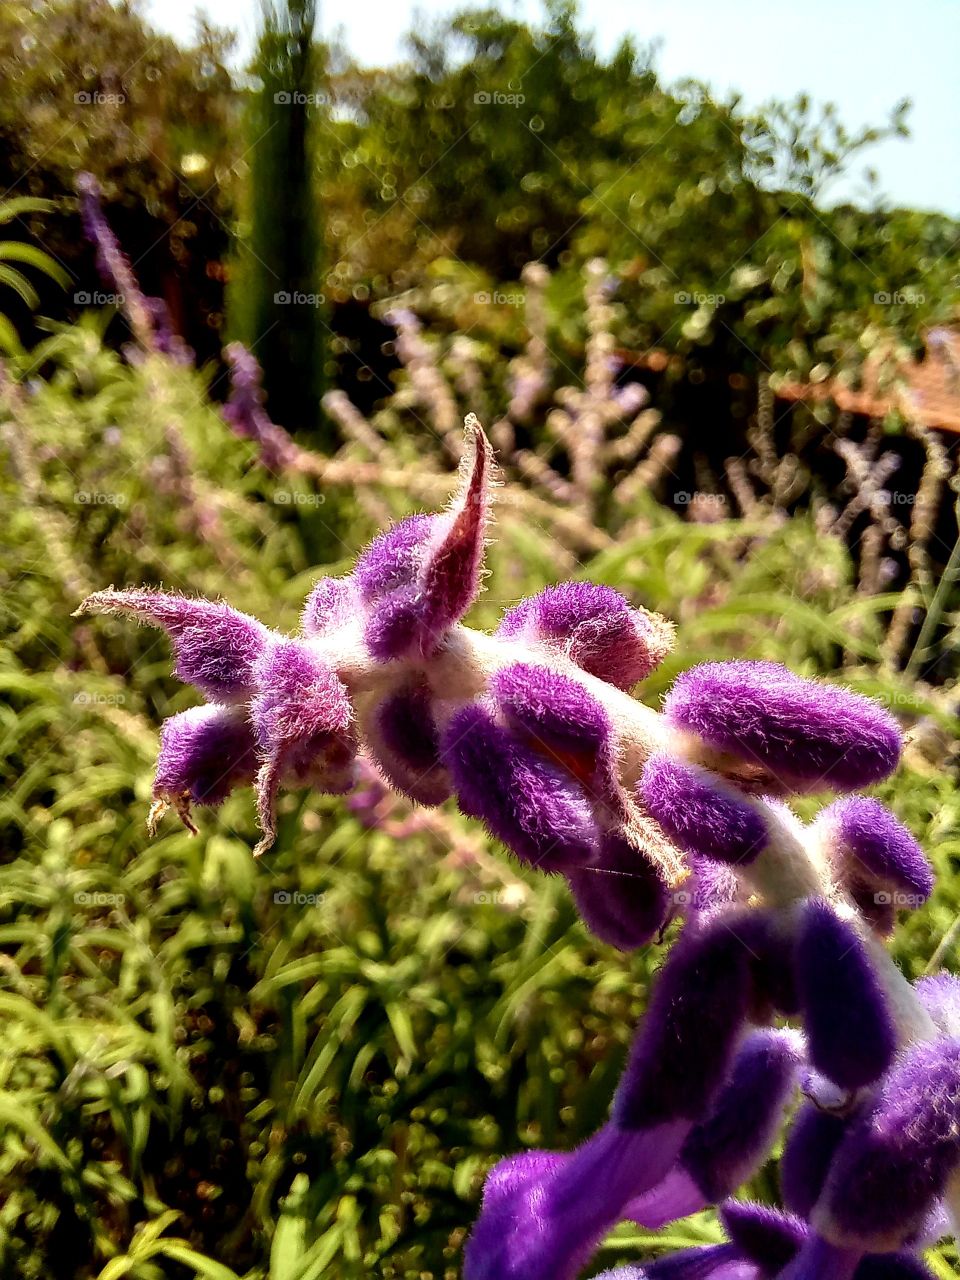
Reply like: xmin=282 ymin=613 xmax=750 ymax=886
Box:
xmin=364 ymin=678 xmax=451 ymax=806
xmin=624 ymin=1031 xmax=801 ymax=1229
xmin=640 ymin=756 xmax=768 ymax=866
xmin=441 ymin=703 xmax=599 ymax=871
xmin=814 ymin=1038 xmax=960 ymax=1252
xmin=566 ymin=833 xmax=669 ymax=950
xmin=362 ymin=421 xmax=493 ymax=659
xmin=301 ymin=576 xmax=361 ymax=636
xmin=76 ymin=589 xmax=269 ymax=701
xmin=663 ymin=662 xmax=901 ymax=791
xmin=613 ymin=922 xmax=753 ymax=1129
xmin=679 ymin=1029 xmax=801 ymax=1201
xmin=720 ymin=1201 xmax=808 ymax=1272
xmin=916 ymin=973 xmax=960 ymax=1037
xmin=356 ymin=514 xmax=436 ymax=602
xmin=498 ymin=582 xmax=673 ymax=688
xmin=685 ymin=856 xmax=742 ymax=917
xmin=818 ymin=797 xmax=933 ymax=907
xmin=222 ymin=342 xmax=297 ymax=470
xmin=794 ymin=899 xmax=896 ymax=1091
xmin=780 ymin=1102 xmax=849 ymax=1218
xmin=490 ymin=661 xmax=618 ymax=805
xmin=250 ymin=640 xmax=354 ymax=855
xmin=152 ymin=705 xmax=258 ymax=832
xmin=733 ymin=909 xmax=801 ymax=1019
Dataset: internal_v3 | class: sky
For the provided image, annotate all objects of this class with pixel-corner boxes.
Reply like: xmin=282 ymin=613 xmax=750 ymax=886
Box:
xmin=146 ymin=0 xmax=960 ymax=216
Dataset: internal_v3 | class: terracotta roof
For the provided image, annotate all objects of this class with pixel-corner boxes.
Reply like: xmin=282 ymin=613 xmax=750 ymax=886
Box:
xmin=775 ymin=329 xmax=960 ymax=435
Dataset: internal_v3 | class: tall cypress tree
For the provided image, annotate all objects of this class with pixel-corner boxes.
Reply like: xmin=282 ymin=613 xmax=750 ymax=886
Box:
xmin=244 ymin=0 xmax=326 ymax=438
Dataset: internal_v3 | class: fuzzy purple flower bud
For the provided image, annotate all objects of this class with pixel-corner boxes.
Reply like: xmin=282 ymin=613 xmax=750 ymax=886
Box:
xmin=916 ymin=973 xmax=960 ymax=1037
xmin=301 ymin=576 xmax=361 ymax=636
xmin=151 ymin=705 xmax=258 ymax=833
xmin=76 ymin=589 xmax=270 ymax=701
xmin=566 ymin=833 xmax=669 ymax=950
xmin=664 ymin=662 xmax=901 ymax=791
xmin=441 ymin=703 xmax=599 ymax=871
xmin=363 ymin=678 xmax=451 ymax=805
xmin=498 ymin=582 xmax=673 ymax=688
xmin=614 ymin=921 xmax=753 ymax=1129
xmin=625 ymin=1031 xmax=801 ymax=1227
xmin=781 ymin=1102 xmax=850 ymax=1218
xmin=640 ymin=756 xmax=768 ymax=866
xmin=817 ymin=797 xmax=933 ymax=912
xmin=794 ymin=899 xmax=896 ymax=1091
xmin=812 ymin=1038 xmax=960 ymax=1253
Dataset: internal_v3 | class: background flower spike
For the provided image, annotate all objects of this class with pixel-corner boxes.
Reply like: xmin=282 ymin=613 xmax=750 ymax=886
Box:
xmin=794 ymin=898 xmax=896 ymax=1091
xmin=75 ymin=588 xmax=270 ymax=701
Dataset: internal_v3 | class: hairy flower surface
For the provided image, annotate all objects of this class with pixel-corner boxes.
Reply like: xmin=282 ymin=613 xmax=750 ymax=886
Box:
xmin=78 ymin=418 xmax=949 ymax=1279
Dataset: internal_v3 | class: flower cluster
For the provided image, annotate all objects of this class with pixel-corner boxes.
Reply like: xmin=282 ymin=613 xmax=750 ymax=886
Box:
xmin=77 ymin=419 xmax=955 ymax=1278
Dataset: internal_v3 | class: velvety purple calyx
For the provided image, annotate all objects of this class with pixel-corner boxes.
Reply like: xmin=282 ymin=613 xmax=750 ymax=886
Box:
xmin=490 ymin=661 xmax=619 ymax=804
xmin=819 ymin=797 xmax=933 ymax=905
xmin=678 ymin=1030 xmax=801 ymax=1201
xmin=463 ymin=1120 xmax=689 ymax=1280
xmin=640 ymin=755 xmax=768 ymax=866
xmin=497 ymin=581 xmax=673 ymax=688
xmin=794 ymin=899 xmax=896 ymax=1091
xmin=76 ymin=588 xmax=269 ymax=701
xmin=815 ymin=1038 xmax=960 ymax=1252
xmin=250 ymin=639 xmax=354 ymax=854
xmin=731 ymin=909 xmax=800 ymax=1019
xmin=663 ymin=662 xmax=901 ymax=791
xmin=613 ymin=921 xmax=753 ymax=1129
xmin=365 ymin=678 xmax=451 ymax=805
xmin=720 ymin=1201 xmax=808 ymax=1271
xmin=151 ymin=705 xmax=258 ymax=833
xmin=566 ymin=832 xmax=669 ymax=950
xmin=780 ymin=1102 xmax=849 ymax=1218
xmin=301 ymin=576 xmax=360 ymax=636
xmin=362 ymin=421 xmax=493 ymax=660
xmin=441 ymin=703 xmax=599 ymax=871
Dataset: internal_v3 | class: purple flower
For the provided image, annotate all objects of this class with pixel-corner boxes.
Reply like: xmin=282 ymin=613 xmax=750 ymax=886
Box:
xmin=363 ymin=678 xmax=451 ymax=805
xmin=151 ymin=705 xmax=258 ymax=833
xmin=639 ymin=755 xmax=769 ymax=866
xmin=566 ymin=832 xmax=669 ymax=950
xmin=222 ymin=342 xmax=299 ymax=471
xmin=663 ymin=662 xmax=902 ymax=791
xmin=817 ymin=798 xmax=933 ymax=927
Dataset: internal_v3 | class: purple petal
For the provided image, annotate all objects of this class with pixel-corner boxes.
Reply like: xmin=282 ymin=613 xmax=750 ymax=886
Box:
xmin=441 ymin=703 xmax=599 ymax=872
xmin=77 ymin=589 xmax=269 ymax=701
xmin=855 ymin=1256 xmax=937 ymax=1280
xmin=663 ymin=662 xmax=901 ymax=791
xmin=817 ymin=1038 xmax=960 ymax=1251
xmin=566 ymin=832 xmax=669 ymax=951
xmin=498 ymin=581 xmax=673 ymax=688
xmin=152 ymin=705 xmax=257 ymax=833
xmin=613 ymin=921 xmax=753 ymax=1128
xmin=364 ymin=679 xmax=452 ymax=805
xmin=464 ymin=1121 xmax=689 ymax=1280
xmin=916 ymin=973 xmax=960 ymax=1038
xmin=794 ymin=899 xmax=896 ymax=1091
xmin=640 ymin=756 xmax=768 ymax=866
xmin=771 ymin=1238 xmax=861 ymax=1280
xmin=355 ymin=514 xmax=436 ymax=602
